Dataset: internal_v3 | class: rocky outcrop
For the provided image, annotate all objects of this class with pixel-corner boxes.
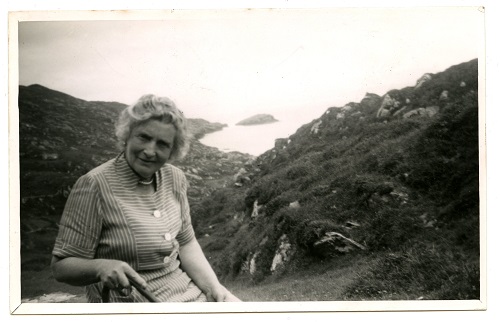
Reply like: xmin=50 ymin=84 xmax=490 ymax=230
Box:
xmin=236 ymin=114 xmax=278 ymax=126
xmin=402 ymin=106 xmax=440 ymax=118
xmin=271 ymin=234 xmax=294 ymax=273
xmin=310 ymin=120 xmax=322 ymax=134
xmin=415 ymin=73 xmax=432 ymax=88
xmin=187 ymin=118 xmax=227 ymax=139
xmin=251 ymin=200 xmax=263 ymax=218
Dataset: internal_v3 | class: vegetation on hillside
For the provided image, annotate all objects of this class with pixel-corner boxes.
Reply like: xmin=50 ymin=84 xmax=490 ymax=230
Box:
xmin=191 ymin=59 xmax=480 ymax=300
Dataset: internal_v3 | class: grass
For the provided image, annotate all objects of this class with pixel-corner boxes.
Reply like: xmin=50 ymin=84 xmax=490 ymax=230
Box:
xmin=225 ymin=254 xmax=379 ymax=301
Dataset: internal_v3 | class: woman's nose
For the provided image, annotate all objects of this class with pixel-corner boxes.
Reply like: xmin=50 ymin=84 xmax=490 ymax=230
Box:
xmin=143 ymin=143 xmax=156 ymax=157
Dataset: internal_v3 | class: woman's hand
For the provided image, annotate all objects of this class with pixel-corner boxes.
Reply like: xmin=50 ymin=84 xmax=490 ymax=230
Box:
xmin=206 ymin=284 xmax=242 ymax=302
xmin=52 ymin=256 xmax=148 ymax=293
xmin=178 ymin=238 xmax=242 ymax=302
xmin=95 ymin=259 xmax=148 ymax=291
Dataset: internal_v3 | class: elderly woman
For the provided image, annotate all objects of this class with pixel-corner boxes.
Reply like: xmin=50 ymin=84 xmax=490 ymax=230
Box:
xmin=51 ymin=94 xmax=240 ymax=302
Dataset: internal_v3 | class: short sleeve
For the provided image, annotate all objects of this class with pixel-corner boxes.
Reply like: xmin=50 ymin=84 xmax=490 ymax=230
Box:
xmin=172 ymin=168 xmax=195 ymax=246
xmin=52 ymin=174 xmax=103 ymax=259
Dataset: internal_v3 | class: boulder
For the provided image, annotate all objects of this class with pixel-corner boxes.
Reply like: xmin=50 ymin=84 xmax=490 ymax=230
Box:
xmin=310 ymin=120 xmax=322 ymax=135
xmin=415 ymin=73 xmax=432 ymax=88
xmin=377 ymin=94 xmax=400 ymax=117
xmin=251 ymin=200 xmax=262 ymax=218
xmin=271 ymin=234 xmax=294 ymax=273
xmin=425 ymin=106 xmax=440 ymax=117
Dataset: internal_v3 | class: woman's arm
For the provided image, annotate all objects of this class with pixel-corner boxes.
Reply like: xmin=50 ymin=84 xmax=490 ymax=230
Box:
xmin=51 ymin=256 xmax=147 ymax=290
xmin=178 ymin=238 xmax=240 ymax=302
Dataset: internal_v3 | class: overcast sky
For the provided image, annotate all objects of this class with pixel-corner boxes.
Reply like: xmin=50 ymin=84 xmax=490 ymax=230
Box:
xmin=17 ymin=7 xmax=481 ymax=125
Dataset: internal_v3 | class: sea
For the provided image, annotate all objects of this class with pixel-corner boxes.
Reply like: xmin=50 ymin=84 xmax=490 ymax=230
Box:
xmin=199 ymin=119 xmax=304 ymax=157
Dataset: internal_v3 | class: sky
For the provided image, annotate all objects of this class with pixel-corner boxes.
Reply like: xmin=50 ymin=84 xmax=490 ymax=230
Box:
xmin=16 ymin=7 xmax=481 ymax=126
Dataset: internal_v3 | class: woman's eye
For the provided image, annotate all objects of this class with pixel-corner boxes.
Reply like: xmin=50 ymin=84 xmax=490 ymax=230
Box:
xmin=158 ymin=142 xmax=171 ymax=149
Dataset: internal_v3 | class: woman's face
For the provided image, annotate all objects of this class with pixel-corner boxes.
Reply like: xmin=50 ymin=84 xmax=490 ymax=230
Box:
xmin=125 ymin=119 xmax=176 ymax=179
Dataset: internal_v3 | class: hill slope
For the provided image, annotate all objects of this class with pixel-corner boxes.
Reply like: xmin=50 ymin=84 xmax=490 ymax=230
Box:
xmin=192 ymin=59 xmax=480 ymax=300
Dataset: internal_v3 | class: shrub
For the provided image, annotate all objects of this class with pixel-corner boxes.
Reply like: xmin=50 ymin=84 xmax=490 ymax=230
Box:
xmin=296 ymin=219 xmax=348 ymax=251
xmin=344 ymin=243 xmax=480 ymax=300
xmin=286 ymin=164 xmax=310 ymax=180
xmin=363 ymin=208 xmax=422 ymax=251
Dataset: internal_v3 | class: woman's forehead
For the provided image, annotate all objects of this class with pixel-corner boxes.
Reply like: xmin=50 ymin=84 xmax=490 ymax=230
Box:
xmin=133 ymin=120 xmax=176 ymax=137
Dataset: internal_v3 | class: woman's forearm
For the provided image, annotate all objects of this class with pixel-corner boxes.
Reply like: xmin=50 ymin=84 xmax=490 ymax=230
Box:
xmin=52 ymin=256 xmax=148 ymax=290
xmin=178 ymin=239 xmax=221 ymax=294
xmin=51 ymin=256 xmax=102 ymax=286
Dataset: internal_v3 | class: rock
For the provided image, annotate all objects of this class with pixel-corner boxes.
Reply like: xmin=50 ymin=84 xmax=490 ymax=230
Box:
xmin=425 ymin=106 xmax=440 ymax=117
xmin=424 ymin=219 xmax=437 ymax=228
xmin=271 ymin=234 xmax=294 ymax=273
xmin=249 ymin=251 xmax=260 ymax=275
xmin=460 ymin=81 xmax=466 ymax=87
xmin=393 ymin=106 xmax=409 ymax=117
xmin=289 ymin=201 xmax=300 ymax=209
xmin=236 ymin=114 xmax=278 ymax=126
xmin=234 ymin=168 xmax=247 ymax=181
xmin=415 ymin=73 xmax=432 ymax=88
xmin=251 ymin=200 xmax=262 ymax=218
xmin=41 ymin=152 xmax=59 ymax=160
xmin=440 ymin=90 xmax=449 ymax=100
xmin=390 ymin=190 xmax=409 ymax=204
xmin=310 ymin=120 xmax=322 ymax=134
xmin=377 ymin=94 xmax=400 ymax=117
xmin=402 ymin=106 xmax=439 ymax=118
xmin=378 ymin=108 xmax=390 ymax=118
xmin=403 ymin=109 xmax=422 ymax=118
xmin=362 ymin=93 xmax=380 ymax=101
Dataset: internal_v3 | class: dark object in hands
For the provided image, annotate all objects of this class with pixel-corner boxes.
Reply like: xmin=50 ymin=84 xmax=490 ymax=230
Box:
xmin=102 ymin=279 xmax=160 ymax=303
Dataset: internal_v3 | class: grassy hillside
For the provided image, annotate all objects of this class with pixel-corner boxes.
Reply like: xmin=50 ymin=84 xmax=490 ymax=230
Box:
xmin=192 ymin=59 xmax=480 ymax=300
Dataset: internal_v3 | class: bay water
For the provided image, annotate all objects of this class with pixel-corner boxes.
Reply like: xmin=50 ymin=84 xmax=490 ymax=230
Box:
xmin=199 ymin=119 xmax=303 ymax=156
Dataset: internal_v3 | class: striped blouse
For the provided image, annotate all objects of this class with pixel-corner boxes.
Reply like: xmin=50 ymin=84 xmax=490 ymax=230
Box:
xmin=52 ymin=153 xmax=206 ymax=302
